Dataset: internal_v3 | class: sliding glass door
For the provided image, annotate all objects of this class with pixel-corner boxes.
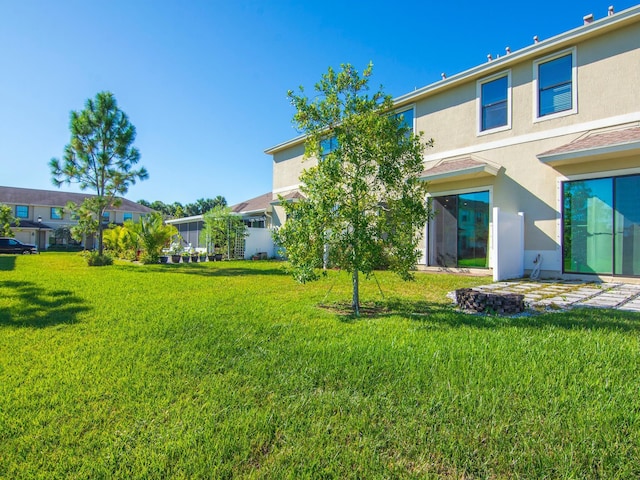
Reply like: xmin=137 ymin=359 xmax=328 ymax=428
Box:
xmin=563 ymin=174 xmax=640 ymax=276
xmin=430 ymin=191 xmax=490 ymax=268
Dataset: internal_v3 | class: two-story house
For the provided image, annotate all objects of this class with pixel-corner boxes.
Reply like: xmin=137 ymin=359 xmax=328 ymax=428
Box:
xmin=265 ymin=5 xmax=640 ymax=281
xmin=0 ymin=186 xmax=153 ymax=249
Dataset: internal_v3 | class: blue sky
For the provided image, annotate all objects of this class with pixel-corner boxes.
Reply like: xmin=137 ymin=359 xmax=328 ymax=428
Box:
xmin=1 ymin=1 xmax=636 ymax=206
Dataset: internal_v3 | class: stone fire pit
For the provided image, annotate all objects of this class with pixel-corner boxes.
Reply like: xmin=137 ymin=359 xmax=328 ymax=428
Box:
xmin=455 ymin=288 xmax=525 ymax=315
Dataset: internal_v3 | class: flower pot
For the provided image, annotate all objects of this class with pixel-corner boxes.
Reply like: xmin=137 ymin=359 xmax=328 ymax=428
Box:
xmin=159 ymin=256 xmax=168 ymax=264
xmin=191 ymin=254 xmax=199 ymax=262
xmin=182 ymin=256 xmax=190 ymax=263
xmin=171 ymin=255 xmax=181 ymax=263
xmin=214 ymin=253 xmax=223 ymax=261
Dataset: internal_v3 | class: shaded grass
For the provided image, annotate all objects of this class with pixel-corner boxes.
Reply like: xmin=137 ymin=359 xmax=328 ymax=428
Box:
xmin=0 ymin=253 xmax=639 ymax=478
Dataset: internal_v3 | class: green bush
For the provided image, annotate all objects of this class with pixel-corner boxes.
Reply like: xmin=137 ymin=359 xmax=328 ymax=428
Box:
xmin=140 ymin=252 xmax=159 ymax=265
xmin=83 ymin=251 xmax=113 ymax=266
xmin=46 ymin=245 xmax=84 ymax=252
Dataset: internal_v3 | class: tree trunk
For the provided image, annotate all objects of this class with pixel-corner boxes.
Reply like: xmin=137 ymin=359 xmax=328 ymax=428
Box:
xmin=352 ymin=269 xmax=360 ymax=316
xmin=98 ymin=222 xmax=104 ymax=255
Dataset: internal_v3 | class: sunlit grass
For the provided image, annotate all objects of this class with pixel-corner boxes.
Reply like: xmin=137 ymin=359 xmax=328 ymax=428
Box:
xmin=1 ymin=253 xmax=639 ymax=478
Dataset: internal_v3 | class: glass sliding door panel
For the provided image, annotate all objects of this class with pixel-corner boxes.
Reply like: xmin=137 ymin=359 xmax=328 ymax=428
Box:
xmin=457 ymin=191 xmax=490 ymax=267
xmin=431 ymin=196 xmax=458 ymax=267
xmin=563 ymin=178 xmax=613 ymax=274
xmin=614 ymin=175 xmax=640 ymax=276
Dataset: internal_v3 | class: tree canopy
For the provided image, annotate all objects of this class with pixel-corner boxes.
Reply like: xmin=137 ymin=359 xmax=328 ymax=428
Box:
xmin=137 ymin=196 xmax=227 ymax=218
xmin=0 ymin=203 xmax=17 ymax=237
xmin=50 ymin=91 xmax=148 ymax=257
xmin=275 ymin=63 xmax=433 ymax=315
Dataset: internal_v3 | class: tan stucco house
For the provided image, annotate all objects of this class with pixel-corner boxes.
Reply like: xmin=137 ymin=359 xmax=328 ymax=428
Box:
xmin=265 ymin=5 xmax=640 ymax=281
xmin=0 ymin=186 xmax=153 ymax=249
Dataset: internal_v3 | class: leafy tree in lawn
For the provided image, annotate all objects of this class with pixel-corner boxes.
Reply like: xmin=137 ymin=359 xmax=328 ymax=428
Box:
xmin=0 ymin=203 xmax=17 ymax=237
xmin=50 ymin=91 xmax=148 ymax=257
xmin=276 ymin=63 xmax=433 ymax=315
xmin=200 ymin=205 xmax=247 ymax=258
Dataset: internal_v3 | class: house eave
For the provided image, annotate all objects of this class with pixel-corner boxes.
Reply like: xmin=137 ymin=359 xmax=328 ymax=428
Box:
xmin=538 ymin=140 xmax=640 ymax=166
xmin=419 ymin=164 xmax=500 ymax=184
xmin=264 ymin=5 xmax=640 ymax=154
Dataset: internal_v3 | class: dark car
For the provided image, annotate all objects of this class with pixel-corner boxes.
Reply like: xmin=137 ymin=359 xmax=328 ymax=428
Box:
xmin=0 ymin=237 xmax=39 ymax=254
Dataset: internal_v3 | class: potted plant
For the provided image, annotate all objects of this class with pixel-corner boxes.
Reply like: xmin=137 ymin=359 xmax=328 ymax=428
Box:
xmin=199 ymin=251 xmax=207 ymax=262
xmin=170 ymin=241 xmax=183 ymax=264
xmin=181 ymin=251 xmax=191 ymax=263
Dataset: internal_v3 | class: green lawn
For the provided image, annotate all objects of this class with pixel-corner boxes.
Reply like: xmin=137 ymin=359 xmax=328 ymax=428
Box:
xmin=1 ymin=253 xmax=639 ymax=478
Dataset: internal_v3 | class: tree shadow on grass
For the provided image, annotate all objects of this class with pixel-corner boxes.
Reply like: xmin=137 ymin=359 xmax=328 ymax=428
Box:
xmin=0 ymin=256 xmax=16 ymax=271
xmin=0 ymin=280 xmax=90 ymax=328
xmin=326 ymin=299 xmax=640 ymax=333
xmin=115 ymin=262 xmax=289 ymax=278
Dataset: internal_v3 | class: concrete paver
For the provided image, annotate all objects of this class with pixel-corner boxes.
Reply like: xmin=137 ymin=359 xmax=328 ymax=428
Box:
xmin=464 ymin=280 xmax=640 ymax=312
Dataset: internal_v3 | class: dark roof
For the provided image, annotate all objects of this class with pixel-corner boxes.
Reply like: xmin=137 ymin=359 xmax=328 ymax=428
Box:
xmin=10 ymin=219 xmax=53 ymax=230
xmin=230 ymin=192 xmax=273 ymax=214
xmin=0 ymin=186 xmax=153 ymax=213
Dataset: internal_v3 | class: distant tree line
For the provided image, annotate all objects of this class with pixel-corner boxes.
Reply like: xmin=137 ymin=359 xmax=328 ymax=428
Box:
xmin=137 ymin=195 xmax=227 ymax=218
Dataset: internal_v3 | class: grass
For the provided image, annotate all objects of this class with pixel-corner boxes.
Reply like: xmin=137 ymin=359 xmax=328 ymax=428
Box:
xmin=1 ymin=253 xmax=639 ymax=478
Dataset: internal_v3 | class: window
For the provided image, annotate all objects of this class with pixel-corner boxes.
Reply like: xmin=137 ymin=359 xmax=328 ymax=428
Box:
xmin=123 ymin=212 xmax=133 ymax=222
xmin=563 ymin=174 xmax=640 ymax=276
xmin=393 ymin=107 xmax=414 ymax=133
xmin=15 ymin=205 xmax=28 ymax=218
xmin=320 ymin=136 xmax=338 ymax=160
xmin=534 ymin=49 xmax=576 ymax=119
xmin=429 ymin=191 xmax=490 ymax=268
xmin=102 ymin=211 xmax=111 ymax=223
xmin=50 ymin=207 xmax=63 ymax=220
xmin=478 ymin=72 xmax=510 ymax=133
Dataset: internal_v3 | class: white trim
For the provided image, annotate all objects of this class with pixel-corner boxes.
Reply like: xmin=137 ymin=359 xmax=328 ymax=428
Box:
xmin=476 ymin=70 xmax=512 ymax=136
xmin=423 ymin=112 xmax=640 ymax=163
xmin=560 ymin=166 xmax=640 ymax=182
xmin=533 ymin=47 xmax=578 ymax=123
xmin=394 ymin=104 xmax=416 ymax=133
xmin=273 ymin=184 xmax=302 ymax=195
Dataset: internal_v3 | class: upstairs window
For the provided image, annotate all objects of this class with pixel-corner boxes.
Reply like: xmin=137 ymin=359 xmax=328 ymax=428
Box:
xmin=393 ymin=107 xmax=414 ymax=134
xmin=50 ymin=207 xmax=63 ymax=220
xmin=15 ymin=205 xmax=28 ymax=218
xmin=534 ymin=49 xmax=576 ymax=119
xmin=478 ymin=72 xmax=510 ymax=133
xmin=320 ymin=136 xmax=338 ymax=161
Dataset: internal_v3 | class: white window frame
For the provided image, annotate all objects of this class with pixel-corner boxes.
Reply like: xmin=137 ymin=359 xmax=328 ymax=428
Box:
xmin=476 ymin=70 xmax=511 ymax=136
xmin=393 ymin=105 xmax=416 ymax=133
xmin=533 ymin=47 xmax=577 ymax=123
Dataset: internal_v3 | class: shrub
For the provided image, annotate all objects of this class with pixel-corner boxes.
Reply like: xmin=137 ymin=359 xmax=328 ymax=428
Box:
xmin=140 ymin=252 xmax=160 ymax=265
xmin=83 ymin=251 xmax=114 ymax=266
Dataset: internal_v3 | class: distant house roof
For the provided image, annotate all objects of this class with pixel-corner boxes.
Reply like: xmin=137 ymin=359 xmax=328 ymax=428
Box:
xmin=538 ymin=126 xmax=640 ymax=165
xmin=0 ymin=186 xmax=153 ymax=213
xmin=230 ymin=192 xmax=273 ymax=215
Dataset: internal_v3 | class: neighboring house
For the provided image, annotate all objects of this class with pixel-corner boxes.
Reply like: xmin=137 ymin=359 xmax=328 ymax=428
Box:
xmin=166 ymin=192 xmax=276 ymax=258
xmin=265 ymin=5 xmax=640 ymax=281
xmin=0 ymin=186 xmax=153 ymax=249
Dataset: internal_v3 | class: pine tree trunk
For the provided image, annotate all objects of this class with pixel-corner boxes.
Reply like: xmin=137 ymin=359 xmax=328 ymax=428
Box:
xmin=98 ymin=222 xmax=104 ymax=255
xmin=352 ymin=269 xmax=360 ymax=316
